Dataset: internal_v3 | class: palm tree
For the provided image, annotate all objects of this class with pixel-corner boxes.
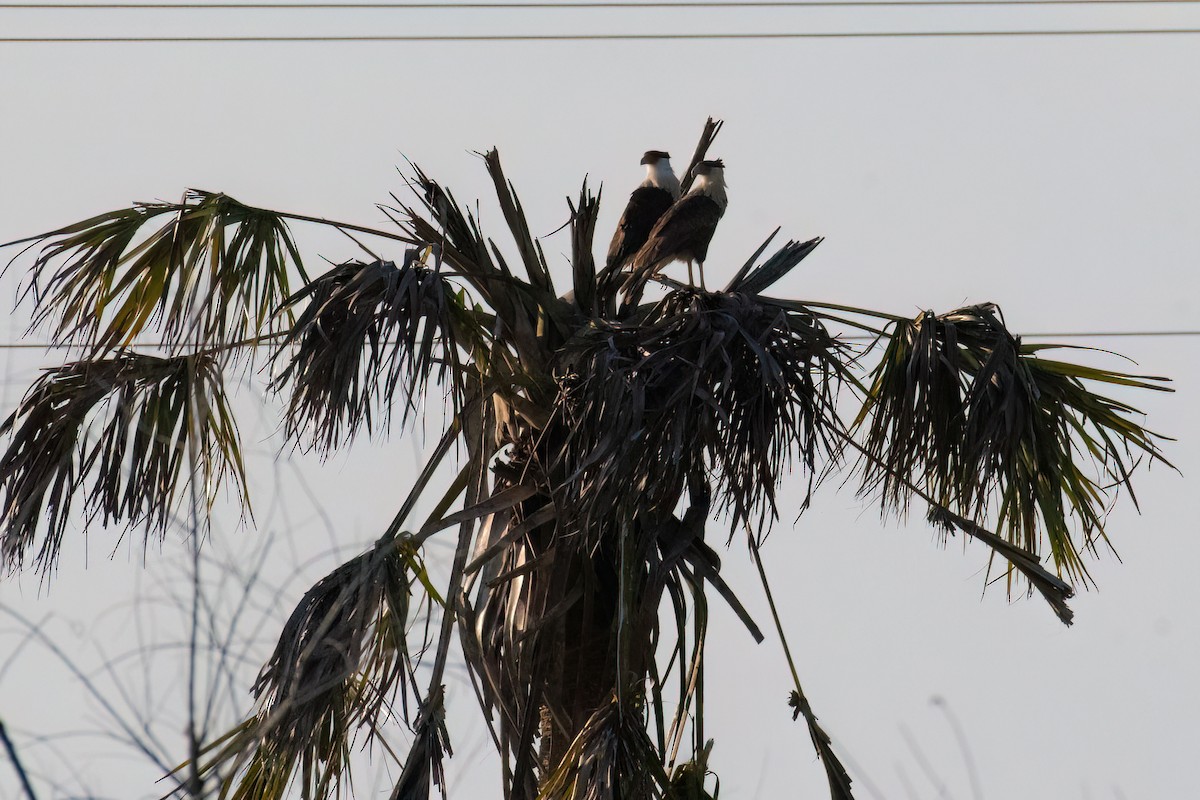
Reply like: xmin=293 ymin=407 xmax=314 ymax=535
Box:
xmin=0 ymin=119 xmax=1172 ymax=800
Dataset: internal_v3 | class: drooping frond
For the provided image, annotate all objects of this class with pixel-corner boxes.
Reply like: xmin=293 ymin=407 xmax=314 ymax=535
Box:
xmin=270 ymin=254 xmax=473 ymax=454
xmin=854 ymin=303 xmax=1172 ymax=585
xmin=389 ymin=687 xmax=452 ymax=800
xmin=13 ymin=190 xmax=305 ymax=358
xmin=789 ymin=692 xmax=854 ymax=800
xmin=195 ymin=532 xmax=433 ymax=800
xmin=552 ymin=289 xmax=850 ymax=542
xmin=0 ymin=352 xmax=246 ymax=574
xmin=539 ymin=698 xmax=670 ymax=800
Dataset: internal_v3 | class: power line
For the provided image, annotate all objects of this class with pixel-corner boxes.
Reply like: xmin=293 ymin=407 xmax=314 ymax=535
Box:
xmin=4 ymin=28 xmax=1200 ymax=41
xmin=4 ymin=0 xmax=1200 ymax=8
xmin=1018 ymin=330 xmax=1200 ymax=338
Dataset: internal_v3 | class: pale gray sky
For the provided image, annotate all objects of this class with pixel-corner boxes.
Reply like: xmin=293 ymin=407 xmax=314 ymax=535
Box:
xmin=0 ymin=5 xmax=1197 ymax=798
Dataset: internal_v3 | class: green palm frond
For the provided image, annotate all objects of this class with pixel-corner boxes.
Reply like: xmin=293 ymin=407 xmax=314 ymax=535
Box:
xmin=0 ymin=352 xmax=246 ymax=574
xmin=195 ymin=532 xmax=432 ymax=800
xmin=270 ymin=254 xmax=475 ymax=454
xmin=14 ymin=190 xmax=305 ymax=357
xmin=855 ymin=303 xmax=1172 ymax=584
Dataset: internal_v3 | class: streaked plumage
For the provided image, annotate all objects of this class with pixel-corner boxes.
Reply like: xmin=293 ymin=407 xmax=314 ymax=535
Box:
xmin=622 ymin=159 xmax=727 ymax=298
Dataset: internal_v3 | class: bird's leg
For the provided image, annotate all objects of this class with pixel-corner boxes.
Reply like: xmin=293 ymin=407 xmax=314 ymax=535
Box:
xmin=687 ymin=260 xmax=695 ymax=287
xmin=698 ymin=260 xmax=707 ymax=290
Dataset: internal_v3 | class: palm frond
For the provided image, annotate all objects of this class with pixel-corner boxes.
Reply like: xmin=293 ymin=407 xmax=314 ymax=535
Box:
xmin=568 ymin=180 xmax=601 ymax=317
xmin=788 ymin=692 xmax=854 ymax=800
xmin=678 ymin=118 xmax=725 ymax=197
xmin=725 ymin=236 xmax=824 ymax=297
xmin=15 ymin=190 xmax=305 ymax=358
xmin=195 ymin=532 xmax=432 ymax=800
xmin=552 ymin=289 xmax=850 ymax=543
xmin=0 ymin=352 xmax=246 ymax=574
xmin=389 ymin=686 xmax=451 ymax=800
xmin=854 ymin=303 xmax=1172 ymax=585
xmin=482 ymin=148 xmax=555 ymax=295
xmin=539 ymin=697 xmax=670 ymax=800
xmin=394 ymin=168 xmax=552 ymax=373
xmin=752 ymin=533 xmax=856 ymax=800
xmin=666 ymin=739 xmax=718 ymax=800
xmin=270 ymin=254 xmax=472 ymax=454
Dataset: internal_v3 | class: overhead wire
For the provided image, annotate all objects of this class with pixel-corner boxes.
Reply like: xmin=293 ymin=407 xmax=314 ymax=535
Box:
xmin=4 ymin=29 xmax=1200 ymax=40
xmin=2 ymin=3 xmax=1194 ymax=337
xmin=7 ymin=0 xmax=1200 ymax=42
xmin=4 ymin=0 xmax=1200 ymax=7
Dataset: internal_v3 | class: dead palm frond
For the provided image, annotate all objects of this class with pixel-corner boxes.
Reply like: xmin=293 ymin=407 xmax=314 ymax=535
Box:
xmin=552 ymin=289 xmax=850 ymax=543
xmin=751 ymin=535 xmax=856 ymax=800
xmin=0 ymin=352 xmax=245 ymax=574
xmin=389 ymin=687 xmax=452 ymax=800
xmin=666 ymin=739 xmax=719 ymax=800
xmin=192 ymin=532 xmax=434 ymax=800
xmin=855 ymin=303 xmax=1172 ymax=585
xmin=788 ymin=691 xmax=854 ymax=800
xmin=677 ymin=118 xmax=725 ymax=198
xmin=568 ymin=180 xmax=602 ymax=317
xmin=270 ymin=255 xmax=471 ymax=454
xmin=12 ymin=190 xmax=306 ymax=358
xmin=539 ymin=697 xmax=670 ymax=800
xmin=723 ymin=234 xmax=824 ymax=297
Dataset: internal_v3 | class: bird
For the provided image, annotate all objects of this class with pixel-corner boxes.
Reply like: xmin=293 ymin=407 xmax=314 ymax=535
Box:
xmin=621 ymin=159 xmax=727 ymax=301
xmin=597 ymin=150 xmax=681 ymax=294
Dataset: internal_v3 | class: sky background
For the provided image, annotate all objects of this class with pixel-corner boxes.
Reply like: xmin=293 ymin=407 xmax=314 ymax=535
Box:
xmin=0 ymin=3 xmax=1198 ymax=798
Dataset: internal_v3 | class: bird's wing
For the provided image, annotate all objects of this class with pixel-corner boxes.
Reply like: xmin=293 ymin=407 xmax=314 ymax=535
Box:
xmin=629 ymin=194 xmax=724 ymax=272
xmin=606 ymin=186 xmax=675 ymax=271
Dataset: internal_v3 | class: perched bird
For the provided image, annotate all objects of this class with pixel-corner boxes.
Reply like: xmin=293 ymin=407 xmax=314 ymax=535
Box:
xmin=599 ymin=150 xmax=681 ymax=291
xmin=622 ymin=159 xmax=727 ymax=299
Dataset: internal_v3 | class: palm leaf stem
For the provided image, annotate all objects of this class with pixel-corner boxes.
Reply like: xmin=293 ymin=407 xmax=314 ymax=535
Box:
xmin=764 ymin=297 xmax=907 ymax=326
xmin=837 ymin=430 xmax=1076 ymax=624
xmin=272 ymin=211 xmax=420 ymax=247
xmin=749 ymin=534 xmax=856 ymax=800
xmin=382 ymin=417 xmax=464 ymax=542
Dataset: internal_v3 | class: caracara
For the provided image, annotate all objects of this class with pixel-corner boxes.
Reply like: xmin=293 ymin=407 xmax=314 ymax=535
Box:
xmin=622 ymin=159 xmax=727 ymax=299
xmin=598 ymin=150 xmax=681 ymax=293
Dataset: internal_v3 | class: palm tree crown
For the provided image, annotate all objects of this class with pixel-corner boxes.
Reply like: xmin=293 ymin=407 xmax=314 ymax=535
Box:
xmin=0 ymin=119 xmax=1172 ymax=800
